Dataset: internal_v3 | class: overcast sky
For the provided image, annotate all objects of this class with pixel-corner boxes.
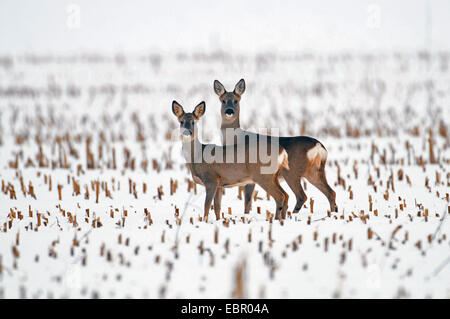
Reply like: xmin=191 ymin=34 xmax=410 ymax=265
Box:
xmin=1 ymin=0 xmax=449 ymax=54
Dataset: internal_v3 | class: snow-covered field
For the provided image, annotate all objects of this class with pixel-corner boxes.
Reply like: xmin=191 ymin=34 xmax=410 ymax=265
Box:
xmin=0 ymin=51 xmax=448 ymax=298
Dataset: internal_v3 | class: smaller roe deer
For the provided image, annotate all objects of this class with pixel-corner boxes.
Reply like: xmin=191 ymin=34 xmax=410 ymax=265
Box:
xmin=172 ymin=100 xmax=289 ymax=221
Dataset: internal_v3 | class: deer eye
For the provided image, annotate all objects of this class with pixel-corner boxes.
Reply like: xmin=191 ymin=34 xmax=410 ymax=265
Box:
xmin=180 ymin=121 xmax=184 ymax=125
xmin=222 ymin=100 xmax=226 ymax=104
xmin=234 ymin=100 xmax=238 ymax=104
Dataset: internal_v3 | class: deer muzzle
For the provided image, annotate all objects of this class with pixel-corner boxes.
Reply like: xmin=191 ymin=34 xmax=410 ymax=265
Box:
xmin=224 ymin=108 xmax=235 ymax=118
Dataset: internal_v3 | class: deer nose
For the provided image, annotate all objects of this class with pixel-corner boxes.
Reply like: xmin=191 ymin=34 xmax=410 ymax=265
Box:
xmin=181 ymin=129 xmax=191 ymax=136
xmin=225 ymin=108 xmax=235 ymax=116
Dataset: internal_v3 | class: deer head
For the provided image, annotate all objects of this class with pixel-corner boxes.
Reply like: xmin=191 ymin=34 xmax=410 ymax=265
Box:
xmin=213 ymin=79 xmax=245 ymax=123
xmin=172 ymin=101 xmax=206 ymax=141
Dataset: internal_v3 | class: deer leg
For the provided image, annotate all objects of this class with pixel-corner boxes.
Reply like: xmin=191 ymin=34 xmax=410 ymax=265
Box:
xmin=243 ymin=183 xmax=255 ymax=214
xmin=213 ymin=186 xmax=223 ymax=220
xmin=254 ymin=176 xmax=288 ymax=220
xmin=274 ymin=178 xmax=289 ymax=220
xmin=281 ymin=169 xmax=307 ymax=214
xmin=204 ymin=183 xmax=218 ymax=222
xmin=304 ymin=166 xmax=337 ymax=212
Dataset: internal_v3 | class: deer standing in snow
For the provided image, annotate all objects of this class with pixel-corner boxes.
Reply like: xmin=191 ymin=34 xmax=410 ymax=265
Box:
xmin=172 ymin=100 xmax=290 ymax=221
xmin=214 ymin=79 xmax=337 ymax=215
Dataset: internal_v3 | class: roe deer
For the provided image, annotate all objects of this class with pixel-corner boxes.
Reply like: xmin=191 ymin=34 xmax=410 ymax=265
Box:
xmin=172 ymin=100 xmax=289 ymax=221
xmin=214 ymin=79 xmax=337 ymax=214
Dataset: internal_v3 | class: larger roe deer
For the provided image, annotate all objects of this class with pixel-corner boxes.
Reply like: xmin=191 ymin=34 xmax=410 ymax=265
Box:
xmin=214 ymin=79 xmax=337 ymax=215
xmin=172 ymin=100 xmax=290 ymax=221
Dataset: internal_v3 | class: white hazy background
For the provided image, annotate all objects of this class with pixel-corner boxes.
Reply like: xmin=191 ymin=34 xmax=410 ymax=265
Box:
xmin=1 ymin=0 xmax=449 ymax=54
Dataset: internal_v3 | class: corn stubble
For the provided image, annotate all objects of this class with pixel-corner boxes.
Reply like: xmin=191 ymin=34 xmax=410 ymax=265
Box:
xmin=0 ymin=52 xmax=448 ymax=298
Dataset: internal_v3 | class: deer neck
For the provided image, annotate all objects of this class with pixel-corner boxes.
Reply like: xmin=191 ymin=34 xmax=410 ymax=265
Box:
xmin=220 ymin=117 xmax=241 ymax=145
xmin=220 ymin=117 xmax=240 ymax=130
xmin=181 ymin=136 xmax=202 ymax=164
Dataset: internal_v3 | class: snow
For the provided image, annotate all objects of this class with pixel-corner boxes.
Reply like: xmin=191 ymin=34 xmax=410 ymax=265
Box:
xmin=0 ymin=51 xmax=448 ymax=298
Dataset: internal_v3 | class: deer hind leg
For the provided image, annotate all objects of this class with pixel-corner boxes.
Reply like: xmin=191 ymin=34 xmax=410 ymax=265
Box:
xmin=281 ymin=168 xmax=307 ymax=214
xmin=204 ymin=183 xmax=218 ymax=222
xmin=304 ymin=165 xmax=337 ymax=212
xmin=213 ymin=187 xmax=223 ymax=220
xmin=254 ymin=175 xmax=288 ymax=220
xmin=243 ymin=183 xmax=255 ymax=214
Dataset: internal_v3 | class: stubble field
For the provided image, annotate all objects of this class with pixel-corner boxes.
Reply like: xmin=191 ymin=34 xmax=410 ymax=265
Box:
xmin=0 ymin=51 xmax=449 ymax=298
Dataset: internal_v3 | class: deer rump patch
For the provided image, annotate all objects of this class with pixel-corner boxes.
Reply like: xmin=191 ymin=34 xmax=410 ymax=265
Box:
xmin=306 ymin=143 xmax=327 ymax=169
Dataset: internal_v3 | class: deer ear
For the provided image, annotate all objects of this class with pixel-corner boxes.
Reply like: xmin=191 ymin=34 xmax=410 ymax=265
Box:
xmin=193 ymin=101 xmax=206 ymax=120
xmin=214 ymin=80 xmax=226 ymax=96
xmin=234 ymin=79 xmax=245 ymax=96
xmin=172 ymin=101 xmax=185 ymax=120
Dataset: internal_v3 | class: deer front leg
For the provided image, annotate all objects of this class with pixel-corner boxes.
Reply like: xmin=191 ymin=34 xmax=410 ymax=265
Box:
xmin=254 ymin=176 xmax=288 ymax=221
xmin=203 ymin=182 xmax=218 ymax=222
xmin=243 ymin=183 xmax=255 ymax=214
xmin=213 ymin=187 xmax=223 ymax=220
